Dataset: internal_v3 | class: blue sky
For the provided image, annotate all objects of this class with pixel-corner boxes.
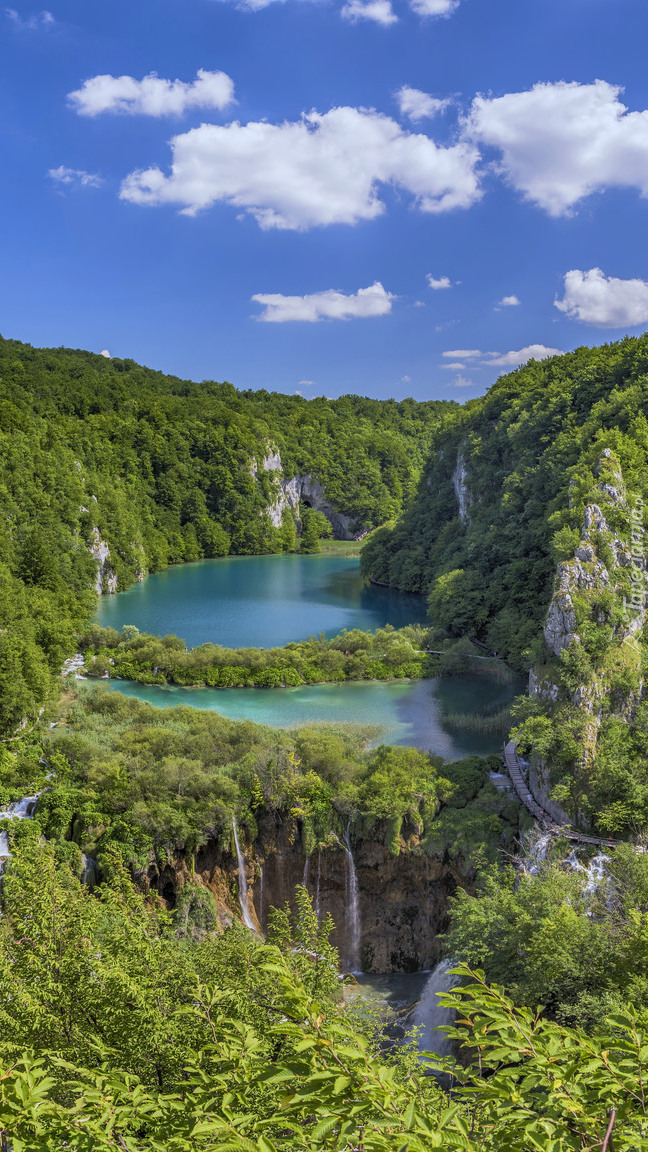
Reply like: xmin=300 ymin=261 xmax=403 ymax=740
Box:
xmin=1 ymin=0 xmax=648 ymax=400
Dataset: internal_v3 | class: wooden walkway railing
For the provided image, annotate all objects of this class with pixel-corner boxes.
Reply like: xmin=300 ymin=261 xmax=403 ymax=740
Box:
xmin=503 ymin=741 xmax=624 ymax=849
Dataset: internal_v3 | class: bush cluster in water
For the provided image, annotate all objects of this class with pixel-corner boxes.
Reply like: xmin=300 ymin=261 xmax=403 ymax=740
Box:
xmin=80 ymin=623 xmax=439 ymax=688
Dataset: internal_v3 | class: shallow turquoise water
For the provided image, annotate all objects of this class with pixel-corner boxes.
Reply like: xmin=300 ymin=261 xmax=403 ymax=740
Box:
xmin=95 ymin=554 xmax=428 ymax=649
xmin=93 ymin=553 xmax=518 ymax=758
xmin=89 ymin=675 xmax=514 ymax=760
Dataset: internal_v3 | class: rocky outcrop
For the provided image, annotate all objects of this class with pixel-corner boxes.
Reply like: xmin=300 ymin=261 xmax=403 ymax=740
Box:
xmin=252 ymin=444 xmax=359 ymax=540
xmin=452 ymin=450 xmax=471 ymax=525
xmin=150 ymin=819 xmax=468 ymax=973
xmin=88 ymin=527 xmax=118 ymax=595
xmin=527 ymin=450 xmax=647 ymax=827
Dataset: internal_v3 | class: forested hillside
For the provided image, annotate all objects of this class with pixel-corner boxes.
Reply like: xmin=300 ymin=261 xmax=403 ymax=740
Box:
xmin=363 ymin=333 xmax=648 ymax=835
xmin=0 ymin=336 xmax=451 ymax=735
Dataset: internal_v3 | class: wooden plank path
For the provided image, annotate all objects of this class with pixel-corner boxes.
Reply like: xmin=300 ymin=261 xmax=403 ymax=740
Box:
xmin=503 ymin=741 xmax=624 ymax=849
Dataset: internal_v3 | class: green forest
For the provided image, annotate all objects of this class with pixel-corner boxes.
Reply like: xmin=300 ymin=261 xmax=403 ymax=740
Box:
xmin=3 ymin=334 xmax=648 ymax=1147
xmin=0 ymin=335 xmax=451 ymax=737
xmin=363 ymin=334 xmax=648 ymax=836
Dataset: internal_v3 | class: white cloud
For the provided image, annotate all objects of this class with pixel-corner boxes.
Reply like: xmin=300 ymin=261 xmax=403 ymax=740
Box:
xmin=442 ymin=348 xmax=482 ymax=358
xmin=252 ymin=282 xmax=394 ymax=322
xmin=442 ymin=361 xmax=466 ymax=369
xmin=341 ymin=0 xmax=397 ymax=24
xmin=298 ymin=379 xmax=317 ymax=387
xmin=555 ymin=267 xmax=648 ymax=328
xmin=441 ymin=345 xmax=561 ymax=369
xmin=409 ymin=0 xmax=459 ymax=16
xmin=485 ymin=344 xmax=561 ymax=368
xmin=468 ymin=80 xmax=648 ymax=216
xmin=427 ymin=273 xmax=452 ymax=290
xmin=100 ymin=349 xmax=111 ymax=358
xmin=496 ymin=294 xmax=520 ymax=308
xmin=68 ymin=69 xmax=235 ymax=118
xmin=451 ymin=374 xmax=474 ymax=388
xmin=120 ymin=107 xmax=481 ymax=229
xmin=5 ymin=8 xmax=54 ymax=28
xmin=48 ymin=165 xmax=103 ymax=188
xmin=397 ymin=87 xmax=449 ymax=121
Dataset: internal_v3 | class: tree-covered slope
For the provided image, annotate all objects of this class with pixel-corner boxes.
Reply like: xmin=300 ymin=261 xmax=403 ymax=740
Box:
xmin=362 ymin=334 xmax=648 ymax=835
xmin=362 ymin=334 xmax=648 ymax=666
xmin=0 ymin=335 xmax=452 ymax=733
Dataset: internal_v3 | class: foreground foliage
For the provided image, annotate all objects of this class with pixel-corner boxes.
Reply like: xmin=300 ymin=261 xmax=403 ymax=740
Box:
xmin=0 ymin=842 xmax=646 ymax=1151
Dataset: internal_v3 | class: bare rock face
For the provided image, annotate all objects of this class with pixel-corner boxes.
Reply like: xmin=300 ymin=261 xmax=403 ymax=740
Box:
xmin=89 ymin=527 xmax=118 ymax=595
xmin=452 ymin=450 xmax=471 ymax=525
xmin=152 ymin=819 xmax=468 ymax=974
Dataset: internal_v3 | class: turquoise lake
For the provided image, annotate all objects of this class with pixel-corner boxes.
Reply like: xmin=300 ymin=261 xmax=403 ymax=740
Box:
xmin=95 ymin=554 xmax=429 ymax=649
xmin=93 ymin=554 xmax=518 ymax=759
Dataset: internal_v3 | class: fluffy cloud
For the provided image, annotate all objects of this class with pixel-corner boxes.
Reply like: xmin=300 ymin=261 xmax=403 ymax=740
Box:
xmin=442 ymin=348 xmax=481 ymax=358
xmin=48 ymin=165 xmax=103 ymax=188
xmin=397 ymin=87 xmax=449 ymax=121
xmin=468 ymin=80 xmax=648 ymax=216
xmin=496 ymin=294 xmax=520 ymax=308
xmin=441 ymin=345 xmax=560 ymax=368
xmin=555 ymin=267 xmax=648 ymax=328
xmin=68 ymin=69 xmax=235 ymax=118
xmin=120 ymin=107 xmax=481 ymax=228
xmin=100 ymin=350 xmax=111 ymax=358
xmin=252 ymin=282 xmax=394 ymax=322
xmin=486 ymin=344 xmax=561 ymax=367
xmin=5 ymin=8 xmax=54 ymax=28
xmin=341 ymin=0 xmax=397 ymax=24
xmin=427 ymin=274 xmax=452 ymax=289
xmin=451 ymin=374 xmax=474 ymax=387
xmin=409 ymin=0 xmax=459 ymax=15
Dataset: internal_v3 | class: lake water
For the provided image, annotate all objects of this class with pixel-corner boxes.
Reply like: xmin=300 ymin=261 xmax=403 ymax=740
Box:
xmin=93 ymin=674 xmax=513 ymax=759
xmin=93 ymin=554 xmax=518 ymax=759
xmin=95 ymin=554 xmax=429 ymax=649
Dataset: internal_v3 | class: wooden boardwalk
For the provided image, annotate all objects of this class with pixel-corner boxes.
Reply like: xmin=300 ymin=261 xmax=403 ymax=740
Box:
xmin=503 ymin=741 xmax=623 ymax=849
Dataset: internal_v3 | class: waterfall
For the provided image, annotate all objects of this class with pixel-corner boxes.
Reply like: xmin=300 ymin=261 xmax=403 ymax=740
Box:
xmin=523 ymin=829 xmax=552 ymax=875
xmin=258 ymin=864 xmax=265 ymax=929
xmin=81 ymin=854 xmax=97 ymax=887
xmin=409 ymin=959 xmax=460 ymax=1059
xmin=0 ymin=831 xmax=10 ymax=874
xmin=302 ymin=856 xmax=310 ymax=889
xmin=315 ymin=850 xmax=321 ymax=919
xmin=584 ymin=853 xmax=611 ymax=899
xmin=565 ymin=847 xmax=612 ymax=901
xmin=232 ymin=820 xmax=257 ymax=932
xmin=344 ymin=831 xmax=361 ymax=972
xmin=0 ymin=791 xmax=42 ymax=875
xmin=5 ymin=795 xmax=39 ymax=820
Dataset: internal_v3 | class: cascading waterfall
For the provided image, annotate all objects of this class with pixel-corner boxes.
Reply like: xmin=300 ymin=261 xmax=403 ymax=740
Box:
xmin=258 ymin=864 xmax=265 ymax=928
xmin=0 ymin=791 xmax=42 ymax=875
xmin=521 ymin=828 xmax=553 ymax=876
xmin=315 ymin=850 xmax=321 ymax=920
xmin=566 ymin=848 xmax=611 ymax=903
xmin=302 ymin=856 xmax=310 ymax=888
xmin=344 ymin=831 xmax=361 ymax=972
xmin=232 ymin=819 xmax=257 ymax=932
xmin=409 ymin=959 xmax=460 ymax=1059
xmin=584 ymin=852 xmax=611 ymax=898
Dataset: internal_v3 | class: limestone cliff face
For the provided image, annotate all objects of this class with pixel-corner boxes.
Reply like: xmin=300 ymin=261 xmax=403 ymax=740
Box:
xmin=251 ymin=443 xmax=359 ymax=540
xmin=527 ymin=450 xmax=646 ymax=826
xmin=150 ymin=817 xmax=468 ymax=973
xmin=452 ymin=450 xmax=471 ymax=525
xmin=88 ymin=526 xmax=118 ymax=595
